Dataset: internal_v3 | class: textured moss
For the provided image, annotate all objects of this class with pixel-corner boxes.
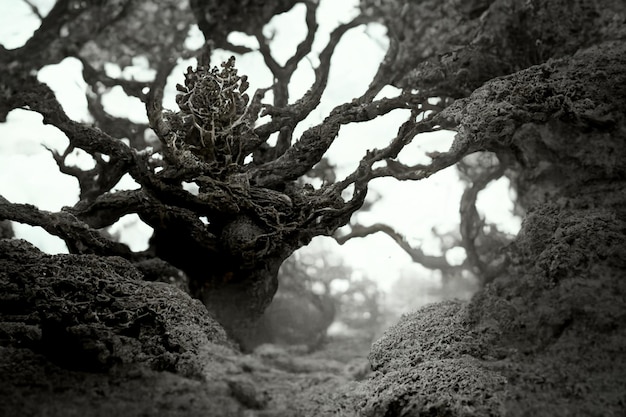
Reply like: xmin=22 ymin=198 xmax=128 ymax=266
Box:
xmin=0 ymin=239 xmax=368 ymax=416
xmin=358 ymin=201 xmax=626 ymax=416
xmin=361 ymin=301 xmax=507 ymax=416
xmin=468 ymin=203 xmax=626 ymax=416
xmin=356 ymin=26 xmax=626 ymax=417
xmin=369 ymin=301 xmax=488 ymax=372
xmin=0 ymin=239 xmax=233 ymax=376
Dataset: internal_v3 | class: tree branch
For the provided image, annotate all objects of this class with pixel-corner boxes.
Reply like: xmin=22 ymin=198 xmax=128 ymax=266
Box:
xmin=44 ymin=144 xmax=130 ymax=202
xmin=66 ymin=189 xmax=219 ymax=256
xmin=253 ymin=1 xmax=319 ymax=159
xmin=459 ymin=158 xmax=506 ymax=283
xmin=253 ymin=14 xmax=372 ymax=141
xmin=5 ymin=75 xmax=135 ymax=163
xmin=79 ymin=56 xmax=150 ymax=99
xmin=0 ymin=195 xmax=130 ymax=256
xmin=250 ymin=89 xmax=434 ymax=188
xmin=335 ymin=223 xmax=460 ymax=272
xmin=22 ymin=0 xmax=44 ymax=20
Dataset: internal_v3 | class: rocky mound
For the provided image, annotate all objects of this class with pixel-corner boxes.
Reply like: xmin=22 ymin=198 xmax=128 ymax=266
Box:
xmin=355 ymin=39 xmax=626 ymax=417
xmin=0 ymin=239 xmax=366 ymax=416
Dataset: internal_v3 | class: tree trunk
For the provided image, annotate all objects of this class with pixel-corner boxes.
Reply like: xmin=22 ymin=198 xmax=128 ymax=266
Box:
xmin=147 ymin=212 xmax=295 ymax=348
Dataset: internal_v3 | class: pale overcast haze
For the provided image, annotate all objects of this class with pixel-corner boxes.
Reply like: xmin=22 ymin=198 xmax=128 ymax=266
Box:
xmin=0 ymin=0 xmax=520 ymax=294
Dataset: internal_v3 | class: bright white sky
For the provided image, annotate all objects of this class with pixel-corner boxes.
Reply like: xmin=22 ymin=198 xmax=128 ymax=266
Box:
xmin=0 ymin=0 xmax=520 ymax=294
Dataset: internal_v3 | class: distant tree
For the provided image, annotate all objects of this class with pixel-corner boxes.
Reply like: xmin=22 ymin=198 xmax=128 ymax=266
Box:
xmin=246 ymin=246 xmax=383 ymax=350
xmin=333 ymin=273 xmax=383 ymax=339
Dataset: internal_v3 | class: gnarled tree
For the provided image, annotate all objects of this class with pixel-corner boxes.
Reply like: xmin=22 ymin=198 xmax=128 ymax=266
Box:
xmin=2 ymin=0 xmax=625 ymax=364
xmin=0 ymin=0 xmax=454 ymax=345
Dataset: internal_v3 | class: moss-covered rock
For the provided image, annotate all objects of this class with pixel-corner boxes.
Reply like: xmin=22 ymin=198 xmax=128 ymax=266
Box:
xmin=360 ymin=301 xmax=507 ymax=416
xmin=0 ymin=239 xmax=252 ymax=415
xmin=0 ymin=239 xmax=367 ymax=416
xmin=0 ymin=238 xmax=233 ymax=375
xmin=356 ymin=35 xmax=626 ymax=417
